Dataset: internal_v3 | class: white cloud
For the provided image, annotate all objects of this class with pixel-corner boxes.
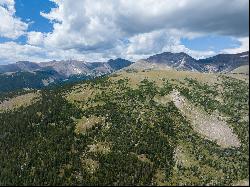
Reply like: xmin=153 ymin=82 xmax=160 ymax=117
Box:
xmin=0 ymin=0 xmax=28 ymax=39
xmin=0 ymin=0 xmax=248 ymax=63
xmin=41 ymin=0 xmax=120 ymax=51
xmin=27 ymin=31 xmax=45 ymax=46
xmin=37 ymin=0 xmax=248 ymax=61
xmin=221 ymin=37 xmax=249 ymax=54
xmin=0 ymin=42 xmax=47 ymax=64
xmin=123 ymin=29 xmax=216 ymax=60
xmin=0 ymin=41 xmax=108 ymax=64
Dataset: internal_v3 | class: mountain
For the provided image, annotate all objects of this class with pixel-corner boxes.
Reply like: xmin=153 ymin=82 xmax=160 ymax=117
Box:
xmin=0 ymin=58 xmax=134 ymax=77
xmin=0 ymin=68 xmax=248 ymax=185
xmin=131 ymin=51 xmax=249 ymax=73
xmin=107 ymin=58 xmax=134 ymax=71
xmin=144 ymin=52 xmax=203 ymax=71
xmin=0 ymin=51 xmax=248 ymax=93
xmin=38 ymin=60 xmax=109 ymax=77
xmin=0 ymin=69 xmax=63 ymax=93
xmin=0 ymin=58 xmax=134 ymax=92
xmin=0 ymin=61 xmax=42 ymax=73
xmin=197 ymin=51 xmax=249 ymax=72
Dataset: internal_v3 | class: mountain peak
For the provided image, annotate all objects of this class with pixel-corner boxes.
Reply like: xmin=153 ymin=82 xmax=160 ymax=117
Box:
xmin=107 ymin=58 xmax=134 ymax=71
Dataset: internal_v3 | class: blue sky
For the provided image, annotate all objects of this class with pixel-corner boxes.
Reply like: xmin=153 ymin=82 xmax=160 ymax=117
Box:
xmin=0 ymin=0 xmax=248 ymax=64
xmin=15 ymin=0 xmax=56 ymax=33
xmin=181 ymin=36 xmax=241 ymax=53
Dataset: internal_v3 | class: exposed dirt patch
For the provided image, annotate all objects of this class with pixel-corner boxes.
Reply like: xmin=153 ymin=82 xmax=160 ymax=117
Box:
xmin=129 ymin=152 xmax=153 ymax=165
xmin=153 ymin=94 xmax=172 ymax=105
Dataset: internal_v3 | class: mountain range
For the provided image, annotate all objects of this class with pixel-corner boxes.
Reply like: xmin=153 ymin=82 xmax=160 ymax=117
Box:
xmin=133 ymin=51 xmax=249 ymax=73
xmin=0 ymin=51 xmax=248 ymax=92
xmin=0 ymin=58 xmax=134 ymax=77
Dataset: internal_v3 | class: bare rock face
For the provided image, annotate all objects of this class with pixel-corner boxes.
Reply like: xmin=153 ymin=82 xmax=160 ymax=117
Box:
xmin=170 ymin=90 xmax=241 ymax=148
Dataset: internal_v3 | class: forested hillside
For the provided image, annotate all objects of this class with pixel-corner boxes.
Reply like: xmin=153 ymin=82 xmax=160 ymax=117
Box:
xmin=0 ymin=70 xmax=248 ymax=185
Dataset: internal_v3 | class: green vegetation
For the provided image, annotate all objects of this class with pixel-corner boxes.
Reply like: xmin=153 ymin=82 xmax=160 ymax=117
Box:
xmin=0 ymin=70 xmax=61 ymax=93
xmin=0 ymin=70 xmax=248 ymax=185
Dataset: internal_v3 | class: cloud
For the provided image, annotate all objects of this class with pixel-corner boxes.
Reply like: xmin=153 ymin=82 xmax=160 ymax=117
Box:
xmin=0 ymin=42 xmax=47 ymax=64
xmin=27 ymin=31 xmax=45 ymax=46
xmin=41 ymin=0 xmax=122 ymax=52
xmin=221 ymin=37 xmax=249 ymax=54
xmin=122 ymin=29 xmax=216 ymax=60
xmin=0 ymin=0 xmax=28 ymax=39
xmin=37 ymin=0 xmax=248 ymax=60
xmin=114 ymin=0 xmax=249 ymax=37
xmin=0 ymin=0 xmax=248 ymax=63
xmin=0 ymin=41 xmax=110 ymax=64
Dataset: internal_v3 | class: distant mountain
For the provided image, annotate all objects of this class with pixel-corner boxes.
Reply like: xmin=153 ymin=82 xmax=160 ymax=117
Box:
xmin=39 ymin=60 xmax=104 ymax=77
xmin=0 ymin=61 xmax=41 ymax=73
xmin=0 ymin=58 xmax=134 ymax=77
xmin=134 ymin=51 xmax=249 ymax=73
xmin=0 ymin=51 xmax=248 ymax=93
xmin=107 ymin=58 xmax=134 ymax=71
xmin=38 ymin=59 xmax=134 ymax=77
xmin=197 ymin=51 xmax=249 ymax=73
xmin=145 ymin=52 xmax=203 ymax=72
xmin=0 ymin=58 xmax=134 ymax=92
xmin=0 ymin=70 xmax=63 ymax=93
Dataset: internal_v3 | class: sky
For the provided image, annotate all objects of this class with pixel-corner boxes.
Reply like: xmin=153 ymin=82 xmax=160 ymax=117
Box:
xmin=0 ymin=0 xmax=249 ymax=64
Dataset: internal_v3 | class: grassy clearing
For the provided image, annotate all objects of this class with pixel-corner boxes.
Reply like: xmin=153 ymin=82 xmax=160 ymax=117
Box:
xmin=0 ymin=91 xmax=41 ymax=112
xmin=153 ymin=169 xmax=167 ymax=186
xmin=87 ymin=142 xmax=111 ymax=155
xmin=174 ymin=145 xmax=199 ymax=168
xmin=66 ymin=85 xmax=95 ymax=103
xmin=81 ymin=158 xmax=99 ymax=174
xmin=65 ymin=84 xmax=107 ymax=110
xmin=74 ymin=115 xmax=105 ymax=134
xmin=110 ymin=69 xmax=220 ymax=88
xmin=231 ymin=65 xmax=249 ymax=75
